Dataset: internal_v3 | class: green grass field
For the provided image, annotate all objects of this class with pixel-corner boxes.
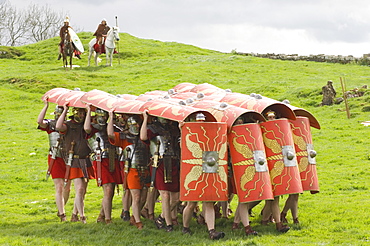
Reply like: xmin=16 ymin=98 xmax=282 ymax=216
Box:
xmin=1 ymin=32 xmax=370 ymax=245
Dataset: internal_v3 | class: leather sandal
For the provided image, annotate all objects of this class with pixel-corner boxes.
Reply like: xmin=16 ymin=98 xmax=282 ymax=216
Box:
xmin=232 ymin=222 xmax=240 ymax=230
xmin=57 ymin=213 xmax=67 ymax=222
xmin=245 ymin=225 xmax=258 ymax=236
xmin=121 ymin=210 xmax=130 ymax=221
xmin=135 ymin=221 xmax=143 ymax=230
xmin=70 ymin=213 xmax=79 ymax=222
xmin=172 ymin=218 xmax=179 ymax=226
xmin=293 ymin=217 xmax=300 ymax=224
xmin=208 ymin=229 xmax=225 ymax=240
xmin=80 ymin=216 xmax=87 ymax=224
xmin=105 ymin=219 xmax=112 ymax=224
xmin=165 ymin=224 xmax=173 ymax=232
xmin=129 ymin=215 xmax=136 ymax=226
xmin=280 ymin=212 xmax=288 ymax=223
xmin=276 ymin=222 xmax=290 ymax=233
xmin=155 ymin=215 xmax=166 ymax=229
xmin=148 ymin=213 xmax=155 ymax=221
xmin=96 ymin=214 xmax=105 ymax=223
xmin=182 ymin=227 xmax=192 ymax=235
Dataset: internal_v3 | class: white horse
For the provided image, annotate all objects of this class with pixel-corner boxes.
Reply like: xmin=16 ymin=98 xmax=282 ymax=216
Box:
xmin=88 ymin=26 xmax=120 ymax=67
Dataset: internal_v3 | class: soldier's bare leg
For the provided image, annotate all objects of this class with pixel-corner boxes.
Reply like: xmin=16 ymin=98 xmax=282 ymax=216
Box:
xmin=158 ymin=190 xmax=172 ymax=228
xmin=102 ymin=183 xmax=115 ymax=222
xmin=130 ymin=189 xmax=142 ymax=223
xmin=170 ymin=191 xmax=180 ymax=224
xmin=281 ymin=194 xmax=299 ymax=223
xmin=238 ymin=202 xmax=258 ymax=235
xmin=63 ymin=180 xmax=71 ymax=205
xmin=232 ymin=203 xmax=241 ymax=228
xmin=121 ymin=188 xmax=131 ymax=221
xmin=204 ymin=202 xmax=225 ymax=240
xmin=54 ymin=178 xmax=68 ymax=221
xmin=182 ymin=201 xmax=197 ymax=234
xmin=73 ymin=178 xmax=87 ymax=223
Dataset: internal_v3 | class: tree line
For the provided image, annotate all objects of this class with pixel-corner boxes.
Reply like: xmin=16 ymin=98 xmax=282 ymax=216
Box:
xmin=0 ymin=1 xmax=70 ymax=46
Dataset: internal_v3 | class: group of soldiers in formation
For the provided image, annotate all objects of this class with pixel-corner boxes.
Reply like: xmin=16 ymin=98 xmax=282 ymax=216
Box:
xmin=37 ymin=84 xmax=319 ymax=240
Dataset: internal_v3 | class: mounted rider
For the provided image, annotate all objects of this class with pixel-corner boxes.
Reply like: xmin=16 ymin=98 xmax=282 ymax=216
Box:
xmin=93 ymin=18 xmax=111 ymax=54
xmin=58 ymin=16 xmax=81 ymax=60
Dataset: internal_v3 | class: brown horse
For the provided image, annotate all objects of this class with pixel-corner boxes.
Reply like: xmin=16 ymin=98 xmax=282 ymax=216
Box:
xmin=62 ymin=31 xmax=74 ymax=70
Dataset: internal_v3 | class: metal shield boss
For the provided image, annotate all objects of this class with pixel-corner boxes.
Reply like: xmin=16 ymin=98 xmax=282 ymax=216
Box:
xmin=180 ymin=122 xmax=228 ymax=202
xmin=228 ymin=123 xmax=274 ymax=203
xmin=260 ymin=119 xmax=303 ymax=196
xmin=290 ymin=117 xmax=319 ymax=193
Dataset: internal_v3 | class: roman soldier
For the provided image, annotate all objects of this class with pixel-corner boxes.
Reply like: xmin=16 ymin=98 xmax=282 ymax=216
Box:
xmin=37 ymin=98 xmax=71 ymax=222
xmin=58 ymin=16 xmax=81 ymax=60
xmin=93 ymin=18 xmax=110 ymax=54
xmin=108 ymin=112 xmax=150 ymax=229
xmin=84 ymin=106 xmax=123 ymax=224
xmin=140 ymin=110 xmax=181 ymax=232
xmin=56 ymin=104 xmax=95 ymax=224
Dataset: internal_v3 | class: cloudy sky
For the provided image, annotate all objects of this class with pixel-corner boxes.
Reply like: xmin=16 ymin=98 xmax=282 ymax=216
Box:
xmin=8 ymin=0 xmax=370 ymax=56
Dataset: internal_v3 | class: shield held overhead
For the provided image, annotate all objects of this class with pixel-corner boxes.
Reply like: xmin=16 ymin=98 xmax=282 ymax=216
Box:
xmin=229 ymin=123 xmax=274 ymax=203
xmin=180 ymin=122 xmax=228 ymax=202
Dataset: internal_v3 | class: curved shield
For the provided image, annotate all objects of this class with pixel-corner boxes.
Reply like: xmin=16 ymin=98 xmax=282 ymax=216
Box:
xmin=189 ymin=83 xmax=227 ymax=101
xmin=222 ymin=92 xmax=296 ymax=120
xmin=172 ymin=82 xmax=197 ymax=93
xmin=189 ymin=100 xmax=265 ymax=130
xmin=55 ymin=90 xmax=86 ymax=108
xmin=139 ymin=99 xmax=216 ymax=122
xmin=42 ymin=88 xmax=71 ymax=103
xmin=229 ymin=123 xmax=274 ymax=203
xmin=117 ymin=94 xmax=138 ymax=100
xmin=290 ymin=117 xmax=319 ymax=193
xmin=180 ymin=122 xmax=228 ymax=201
xmin=113 ymin=99 xmax=145 ymax=114
xmin=260 ymin=119 xmax=303 ymax=196
xmin=68 ymin=27 xmax=84 ymax=52
xmin=80 ymin=89 xmax=119 ymax=112
xmin=287 ymin=104 xmax=321 ymax=129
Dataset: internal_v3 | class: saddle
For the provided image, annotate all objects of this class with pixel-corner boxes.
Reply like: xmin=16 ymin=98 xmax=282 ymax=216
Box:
xmin=93 ymin=43 xmax=118 ymax=54
xmin=94 ymin=43 xmax=106 ymax=54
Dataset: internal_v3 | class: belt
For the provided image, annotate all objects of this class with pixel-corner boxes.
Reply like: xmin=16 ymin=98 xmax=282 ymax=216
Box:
xmin=73 ymin=155 xmax=90 ymax=159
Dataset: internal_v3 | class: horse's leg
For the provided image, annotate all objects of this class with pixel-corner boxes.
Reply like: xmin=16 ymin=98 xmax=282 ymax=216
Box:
xmin=106 ymin=50 xmax=109 ymax=66
xmin=88 ymin=48 xmax=91 ymax=66
xmin=95 ymin=52 xmax=98 ymax=66
xmin=70 ymin=53 xmax=73 ymax=70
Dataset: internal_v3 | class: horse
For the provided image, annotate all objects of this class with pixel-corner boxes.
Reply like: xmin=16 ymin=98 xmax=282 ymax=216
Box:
xmin=61 ymin=31 xmax=74 ymax=70
xmin=88 ymin=26 xmax=120 ymax=67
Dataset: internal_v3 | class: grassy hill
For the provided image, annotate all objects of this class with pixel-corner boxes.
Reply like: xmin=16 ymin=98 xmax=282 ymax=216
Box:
xmin=1 ymin=32 xmax=370 ymax=245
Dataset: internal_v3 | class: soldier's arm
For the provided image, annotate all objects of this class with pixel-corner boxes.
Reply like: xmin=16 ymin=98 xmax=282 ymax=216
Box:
xmin=56 ymin=104 xmax=68 ymax=133
xmin=37 ymin=98 xmax=49 ymax=128
xmin=107 ymin=111 xmax=115 ymax=140
xmin=140 ymin=110 xmax=149 ymax=141
xmin=84 ymin=104 xmax=93 ymax=134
